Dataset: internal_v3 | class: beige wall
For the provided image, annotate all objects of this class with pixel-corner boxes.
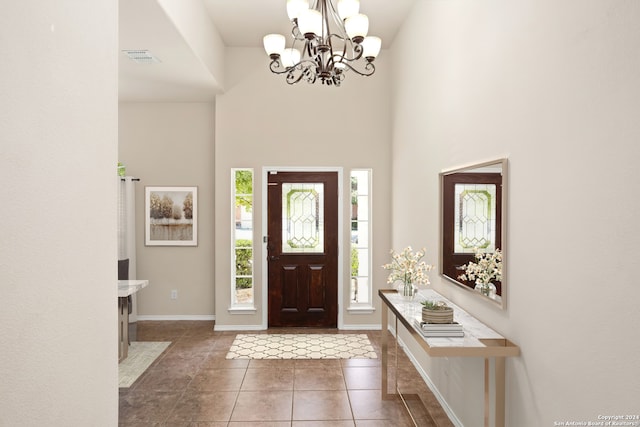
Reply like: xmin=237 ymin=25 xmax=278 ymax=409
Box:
xmin=117 ymin=48 xmax=393 ymax=328
xmin=0 ymin=0 xmax=118 ymax=425
xmin=391 ymin=0 xmax=640 ymax=425
xmin=118 ymin=102 xmax=216 ymax=318
xmin=214 ymin=48 xmax=393 ymax=329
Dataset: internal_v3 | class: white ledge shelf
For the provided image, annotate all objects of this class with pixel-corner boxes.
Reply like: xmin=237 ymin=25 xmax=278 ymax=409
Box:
xmin=227 ymin=306 xmax=257 ymax=315
xmin=347 ymin=306 xmax=376 ymax=315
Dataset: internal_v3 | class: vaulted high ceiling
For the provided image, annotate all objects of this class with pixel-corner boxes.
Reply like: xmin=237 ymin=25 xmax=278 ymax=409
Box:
xmin=119 ymin=0 xmax=416 ymax=101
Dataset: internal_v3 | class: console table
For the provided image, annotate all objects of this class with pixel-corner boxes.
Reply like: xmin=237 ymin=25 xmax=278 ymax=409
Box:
xmin=379 ymin=288 xmax=519 ymax=427
xmin=118 ymin=279 xmax=148 ymax=362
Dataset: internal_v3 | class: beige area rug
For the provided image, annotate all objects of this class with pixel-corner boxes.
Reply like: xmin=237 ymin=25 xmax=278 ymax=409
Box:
xmin=118 ymin=341 xmax=171 ymax=388
xmin=226 ymin=334 xmax=378 ymax=359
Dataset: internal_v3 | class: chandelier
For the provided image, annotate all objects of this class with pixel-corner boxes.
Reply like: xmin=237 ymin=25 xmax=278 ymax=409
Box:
xmin=263 ymin=0 xmax=382 ymax=86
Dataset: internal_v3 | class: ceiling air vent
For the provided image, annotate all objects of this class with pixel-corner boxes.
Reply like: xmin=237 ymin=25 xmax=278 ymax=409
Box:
xmin=122 ymin=50 xmax=161 ymax=64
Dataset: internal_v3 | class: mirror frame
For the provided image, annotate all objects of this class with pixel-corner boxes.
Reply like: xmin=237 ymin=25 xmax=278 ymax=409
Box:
xmin=439 ymin=158 xmax=508 ymax=309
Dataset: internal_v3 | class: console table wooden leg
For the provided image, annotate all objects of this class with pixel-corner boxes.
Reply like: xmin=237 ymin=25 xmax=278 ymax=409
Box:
xmin=495 ymin=357 xmax=506 ymax=427
xmin=484 ymin=358 xmax=490 ymax=427
xmin=381 ymin=302 xmax=389 ymax=400
xmin=485 ymin=357 xmax=507 ymax=427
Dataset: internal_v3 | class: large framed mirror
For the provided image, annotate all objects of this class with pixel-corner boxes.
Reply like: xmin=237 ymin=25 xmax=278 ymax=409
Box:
xmin=440 ymin=158 xmax=507 ymax=308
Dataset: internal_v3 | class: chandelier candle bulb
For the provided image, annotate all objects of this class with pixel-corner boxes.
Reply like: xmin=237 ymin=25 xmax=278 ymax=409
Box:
xmin=299 ymin=9 xmax=322 ymax=38
xmin=263 ymin=34 xmax=285 ymax=58
xmin=287 ymin=0 xmax=310 ymax=21
xmin=282 ymin=48 xmax=301 ymax=68
xmin=361 ymin=36 xmax=381 ymax=61
xmin=344 ymin=13 xmax=369 ymax=43
xmin=337 ymin=0 xmax=360 ymax=20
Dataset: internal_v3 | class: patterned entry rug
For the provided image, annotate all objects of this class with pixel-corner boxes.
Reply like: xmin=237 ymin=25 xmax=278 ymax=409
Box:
xmin=118 ymin=341 xmax=171 ymax=388
xmin=226 ymin=334 xmax=377 ymax=359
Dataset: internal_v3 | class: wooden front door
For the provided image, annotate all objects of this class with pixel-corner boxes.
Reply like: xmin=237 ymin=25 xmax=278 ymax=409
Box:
xmin=267 ymin=171 xmax=338 ymax=327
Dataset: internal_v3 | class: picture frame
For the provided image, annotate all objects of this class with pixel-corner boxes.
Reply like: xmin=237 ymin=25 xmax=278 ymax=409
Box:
xmin=145 ymin=186 xmax=198 ymax=246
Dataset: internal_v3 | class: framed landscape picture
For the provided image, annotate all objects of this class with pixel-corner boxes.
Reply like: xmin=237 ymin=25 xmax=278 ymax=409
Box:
xmin=145 ymin=186 xmax=198 ymax=246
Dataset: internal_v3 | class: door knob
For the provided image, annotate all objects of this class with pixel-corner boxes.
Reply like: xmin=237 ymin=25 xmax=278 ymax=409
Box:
xmin=269 ymin=255 xmax=280 ymax=261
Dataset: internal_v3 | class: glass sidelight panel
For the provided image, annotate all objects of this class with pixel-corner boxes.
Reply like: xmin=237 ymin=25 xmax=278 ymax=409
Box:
xmin=282 ymin=182 xmax=325 ymax=253
xmin=350 ymin=169 xmax=371 ymax=305
xmin=232 ymin=168 xmax=253 ymax=306
xmin=454 ymin=183 xmax=496 ymax=253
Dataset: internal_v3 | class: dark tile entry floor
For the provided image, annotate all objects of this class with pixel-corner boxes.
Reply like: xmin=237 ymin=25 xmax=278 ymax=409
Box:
xmin=118 ymin=321 xmax=454 ymax=427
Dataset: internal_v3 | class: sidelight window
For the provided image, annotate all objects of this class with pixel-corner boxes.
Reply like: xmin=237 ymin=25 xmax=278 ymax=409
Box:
xmin=349 ymin=169 xmax=372 ymax=308
xmin=232 ymin=168 xmax=254 ymax=307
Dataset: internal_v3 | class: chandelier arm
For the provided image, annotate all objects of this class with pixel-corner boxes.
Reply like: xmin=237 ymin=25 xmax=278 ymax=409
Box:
xmin=280 ymin=59 xmax=322 ymax=83
xmin=296 ymin=58 xmax=324 ymax=69
xmin=285 ymin=65 xmax=318 ymax=85
xmin=325 ymin=34 xmax=364 ymax=62
xmin=304 ymin=67 xmax=318 ymax=84
xmin=338 ymin=60 xmax=376 ymax=77
xmin=291 ymin=24 xmax=304 ymax=41
xmin=286 ymin=69 xmax=306 ymax=85
xmin=350 ymin=43 xmax=365 ymax=61
xmin=269 ymin=59 xmax=290 ymax=75
xmin=326 ymin=33 xmax=348 ymax=44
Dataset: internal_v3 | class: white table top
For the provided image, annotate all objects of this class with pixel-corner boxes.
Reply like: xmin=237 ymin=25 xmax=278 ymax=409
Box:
xmin=380 ymin=289 xmax=519 ymax=357
xmin=118 ymin=279 xmax=149 ymax=297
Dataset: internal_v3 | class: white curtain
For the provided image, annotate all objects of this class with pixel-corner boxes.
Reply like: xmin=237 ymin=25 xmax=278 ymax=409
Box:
xmin=118 ymin=176 xmax=138 ymax=321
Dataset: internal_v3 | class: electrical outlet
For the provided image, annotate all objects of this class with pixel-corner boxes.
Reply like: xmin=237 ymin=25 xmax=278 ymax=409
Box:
xmin=171 ymin=290 xmax=178 ymax=299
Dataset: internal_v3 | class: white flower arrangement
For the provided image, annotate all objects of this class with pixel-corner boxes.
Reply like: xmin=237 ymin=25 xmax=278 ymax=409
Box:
xmin=458 ymin=248 xmax=502 ymax=286
xmin=382 ymin=246 xmax=434 ymax=286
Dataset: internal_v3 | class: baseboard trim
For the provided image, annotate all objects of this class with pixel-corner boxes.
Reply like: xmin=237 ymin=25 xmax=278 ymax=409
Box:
xmin=214 ymin=324 xmax=266 ymax=331
xmin=212 ymin=324 xmax=381 ymax=331
xmin=136 ymin=315 xmax=216 ymax=321
xmin=340 ymin=323 xmax=381 ymax=330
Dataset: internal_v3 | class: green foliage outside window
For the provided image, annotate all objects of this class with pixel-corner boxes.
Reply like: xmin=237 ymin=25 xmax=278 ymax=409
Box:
xmin=235 ymin=239 xmax=252 ymax=289
xmin=351 ymin=247 xmax=359 ymax=277
xmin=235 ymin=170 xmax=253 ymax=212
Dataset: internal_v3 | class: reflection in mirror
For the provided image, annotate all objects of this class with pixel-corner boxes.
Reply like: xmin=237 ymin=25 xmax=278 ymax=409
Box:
xmin=440 ymin=158 xmax=507 ymax=308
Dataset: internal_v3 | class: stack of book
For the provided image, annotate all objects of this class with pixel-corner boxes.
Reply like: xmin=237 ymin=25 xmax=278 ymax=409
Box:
xmin=413 ymin=317 xmax=464 ymax=337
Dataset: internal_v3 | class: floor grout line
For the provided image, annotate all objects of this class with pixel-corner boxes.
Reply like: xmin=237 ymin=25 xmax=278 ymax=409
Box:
xmin=119 ymin=322 xmax=453 ymax=426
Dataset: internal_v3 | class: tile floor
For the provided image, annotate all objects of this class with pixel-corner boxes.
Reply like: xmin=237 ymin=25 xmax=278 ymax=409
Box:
xmin=119 ymin=321 xmax=454 ymax=427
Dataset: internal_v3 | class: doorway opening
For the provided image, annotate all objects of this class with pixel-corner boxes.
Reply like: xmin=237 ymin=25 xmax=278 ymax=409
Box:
xmin=263 ymin=168 xmax=343 ymax=328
